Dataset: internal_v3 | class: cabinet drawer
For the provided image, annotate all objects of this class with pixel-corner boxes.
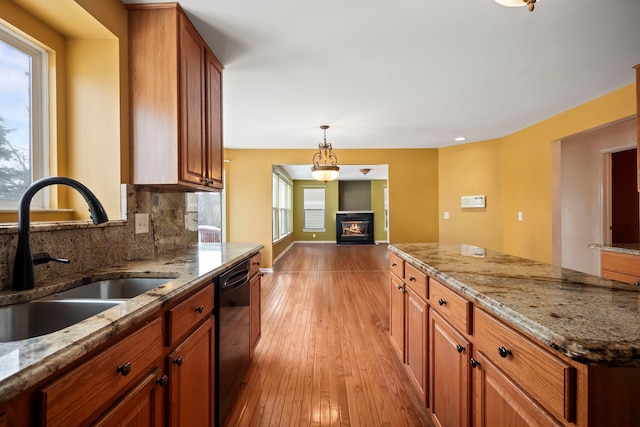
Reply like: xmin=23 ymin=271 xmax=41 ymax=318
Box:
xmin=601 ymin=252 xmax=640 ymax=284
xmin=474 ymin=308 xmax=576 ymax=422
xmin=250 ymin=253 xmax=261 ymax=278
xmin=429 ymin=278 xmax=472 ymax=335
xmin=166 ymin=284 xmax=214 ymax=346
xmin=37 ymin=317 xmax=163 ymax=427
xmin=390 ymin=253 xmax=404 ymax=279
xmin=405 ymin=263 xmax=428 ymax=302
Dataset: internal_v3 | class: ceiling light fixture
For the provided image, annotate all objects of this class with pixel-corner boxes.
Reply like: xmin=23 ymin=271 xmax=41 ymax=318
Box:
xmin=495 ymin=0 xmax=536 ymax=12
xmin=359 ymin=168 xmax=371 ymax=176
xmin=311 ymin=125 xmax=339 ymax=182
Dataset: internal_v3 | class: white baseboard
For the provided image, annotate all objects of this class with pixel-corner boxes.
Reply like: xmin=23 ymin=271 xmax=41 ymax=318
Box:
xmin=260 ymin=268 xmax=273 ymax=274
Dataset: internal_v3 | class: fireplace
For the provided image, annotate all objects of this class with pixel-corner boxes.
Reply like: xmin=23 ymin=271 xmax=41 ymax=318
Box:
xmin=336 ymin=212 xmax=374 ymax=245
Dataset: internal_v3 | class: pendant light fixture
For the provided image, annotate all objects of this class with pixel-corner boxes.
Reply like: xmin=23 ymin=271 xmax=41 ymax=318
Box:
xmin=311 ymin=125 xmax=339 ymax=182
xmin=495 ymin=0 xmax=536 ymax=12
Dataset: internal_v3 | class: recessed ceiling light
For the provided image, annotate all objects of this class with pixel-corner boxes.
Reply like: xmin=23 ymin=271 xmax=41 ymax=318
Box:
xmin=454 ymin=137 xmax=466 ymax=142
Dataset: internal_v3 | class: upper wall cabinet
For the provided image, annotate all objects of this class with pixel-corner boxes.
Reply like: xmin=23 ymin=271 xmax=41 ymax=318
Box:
xmin=128 ymin=3 xmax=223 ymax=191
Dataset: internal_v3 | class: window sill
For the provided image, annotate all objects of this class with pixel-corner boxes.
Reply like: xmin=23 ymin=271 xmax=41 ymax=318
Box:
xmin=273 ymin=232 xmax=293 ymax=245
xmin=303 ymin=229 xmax=326 ymax=233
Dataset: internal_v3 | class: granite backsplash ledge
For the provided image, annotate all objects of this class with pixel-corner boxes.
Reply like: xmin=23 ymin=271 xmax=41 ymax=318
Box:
xmin=0 ymin=185 xmax=197 ymax=292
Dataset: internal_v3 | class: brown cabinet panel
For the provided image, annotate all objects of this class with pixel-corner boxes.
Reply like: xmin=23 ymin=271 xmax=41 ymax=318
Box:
xmin=601 ymin=251 xmax=640 ymax=284
xmin=472 ymin=351 xmax=561 ymax=427
xmin=389 ymin=275 xmax=406 ymax=361
xmin=250 ymin=273 xmax=261 ymax=356
xmin=429 ymin=310 xmax=471 ymax=427
xmin=166 ymin=283 xmax=214 ymax=346
xmin=405 ymin=263 xmax=428 ymax=301
xmin=389 ymin=253 xmax=405 ymax=279
xmin=128 ymin=3 xmax=223 ymax=191
xmin=406 ymin=287 xmax=428 ymax=404
xmin=430 ymin=278 xmax=472 ymax=335
xmin=37 ymin=318 xmax=163 ymax=426
xmin=93 ymin=368 xmax=164 ymax=427
xmin=474 ymin=308 xmax=575 ymax=422
xmin=167 ymin=316 xmax=215 ymax=427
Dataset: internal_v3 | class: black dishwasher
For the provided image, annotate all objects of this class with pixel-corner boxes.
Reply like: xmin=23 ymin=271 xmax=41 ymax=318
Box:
xmin=214 ymin=259 xmax=251 ymax=427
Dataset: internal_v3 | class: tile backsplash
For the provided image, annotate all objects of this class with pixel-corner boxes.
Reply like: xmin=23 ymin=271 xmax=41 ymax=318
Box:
xmin=0 ymin=185 xmax=197 ymax=292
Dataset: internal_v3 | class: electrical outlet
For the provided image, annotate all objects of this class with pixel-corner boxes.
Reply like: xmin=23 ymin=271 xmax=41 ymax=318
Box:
xmin=518 ymin=212 xmax=523 ymax=222
xmin=135 ymin=213 xmax=149 ymax=234
xmin=444 ymin=211 xmax=450 ymax=220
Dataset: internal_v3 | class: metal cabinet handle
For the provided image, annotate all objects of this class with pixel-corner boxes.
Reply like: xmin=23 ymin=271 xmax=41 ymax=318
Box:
xmin=455 ymin=344 xmax=465 ymax=353
xmin=156 ymin=375 xmax=169 ymax=387
xmin=253 ymin=261 xmax=261 ymax=266
xmin=634 ymin=282 xmax=640 ymax=287
xmin=409 ymin=276 xmax=415 ymax=282
xmin=391 ymin=262 xmax=397 ymax=267
xmin=470 ymin=358 xmax=480 ymax=368
xmin=401 ymin=288 xmax=407 ymax=294
xmin=116 ymin=361 xmax=132 ymax=377
xmin=174 ymin=356 xmax=184 ymax=366
xmin=438 ymin=298 xmax=446 ymax=306
xmin=498 ymin=346 xmax=512 ymax=358
xmin=195 ymin=305 xmax=205 ymax=314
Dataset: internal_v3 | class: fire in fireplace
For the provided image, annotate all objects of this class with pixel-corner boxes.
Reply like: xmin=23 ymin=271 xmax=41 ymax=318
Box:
xmin=336 ymin=212 xmax=374 ymax=244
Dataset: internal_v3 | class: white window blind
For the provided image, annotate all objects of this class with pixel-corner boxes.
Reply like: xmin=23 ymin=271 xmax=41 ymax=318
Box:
xmin=304 ymin=187 xmax=325 ymax=231
xmin=383 ymin=186 xmax=389 ymax=231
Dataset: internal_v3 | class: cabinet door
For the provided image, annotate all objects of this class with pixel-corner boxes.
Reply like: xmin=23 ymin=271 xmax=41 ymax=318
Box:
xmin=205 ymin=49 xmax=223 ymax=189
xmin=472 ymin=351 xmax=561 ymax=427
xmin=250 ymin=273 xmax=261 ymax=357
xmin=179 ymin=14 xmax=206 ymax=186
xmin=167 ymin=316 xmax=215 ymax=427
xmin=93 ymin=368 xmax=165 ymax=427
xmin=389 ymin=275 xmax=405 ymax=361
xmin=406 ymin=287 xmax=428 ymax=404
xmin=430 ymin=310 xmax=470 ymax=427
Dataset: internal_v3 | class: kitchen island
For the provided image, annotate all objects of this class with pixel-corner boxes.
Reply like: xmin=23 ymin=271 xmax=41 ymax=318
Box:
xmin=0 ymin=242 xmax=262 ymax=425
xmin=389 ymin=243 xmax=640 ymax=427
xmin=589 ymin=243 xmax=640 ymax=285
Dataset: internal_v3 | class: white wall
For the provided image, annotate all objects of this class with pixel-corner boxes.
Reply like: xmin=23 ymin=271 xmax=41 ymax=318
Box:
xmin=555 ymin=117 xmax=636 ymax=275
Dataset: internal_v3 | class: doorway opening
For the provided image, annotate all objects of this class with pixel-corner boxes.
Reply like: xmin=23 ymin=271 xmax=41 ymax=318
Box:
xmin=610 ymin=148 xmax=639 ymax=243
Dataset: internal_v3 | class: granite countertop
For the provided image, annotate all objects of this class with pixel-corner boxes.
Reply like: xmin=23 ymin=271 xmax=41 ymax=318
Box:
xmin=588 ymin=243 xmax=640 ymax=256
xmin=0 ymin=242 xmax=262 ymax=402
xmin=389 ymin=243 xmax=640 ymax=367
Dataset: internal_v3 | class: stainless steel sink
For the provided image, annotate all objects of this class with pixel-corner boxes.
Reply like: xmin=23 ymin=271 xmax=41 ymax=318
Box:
xmin=42 ymin=277 xmax=173 ymax=301
xmin=0 ymin=300 xmax=121 ymax=342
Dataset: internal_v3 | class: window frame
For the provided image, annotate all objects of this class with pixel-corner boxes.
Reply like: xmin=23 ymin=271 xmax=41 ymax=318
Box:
xmin=303 ymin=186 xmax=326 ymax=232
xmin=272 ymin=168 xmax=292 ymax=242
xmin=0 ymin=24 xmax=49 ymax=209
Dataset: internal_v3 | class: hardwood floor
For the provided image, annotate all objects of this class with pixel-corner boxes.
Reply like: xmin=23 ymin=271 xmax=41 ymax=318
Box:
xmin=225 ymin=243 xmax=433 ymax=426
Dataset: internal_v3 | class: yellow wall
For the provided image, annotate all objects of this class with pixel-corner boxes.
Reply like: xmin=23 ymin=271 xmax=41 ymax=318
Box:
xmin=439 ymin=139 xmax=503 ymax=252
xmin=0 ymin=0 xmax=126 ymax=223
xmin=439 ymin=83 xmax=636 ymax=263
xmin=226 ymin=149 xmax=439 ymax=268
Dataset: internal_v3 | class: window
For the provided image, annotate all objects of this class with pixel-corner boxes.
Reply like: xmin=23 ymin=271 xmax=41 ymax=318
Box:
xmin=303 ymin=187 xmax=325 ymax=231
xmin=384 ymin=186 xmax=389 ymax=231
xmin=0 ymin=25 xmax=48 ymax=208
xmin=272 ymin=169 xmax=292 ymax=241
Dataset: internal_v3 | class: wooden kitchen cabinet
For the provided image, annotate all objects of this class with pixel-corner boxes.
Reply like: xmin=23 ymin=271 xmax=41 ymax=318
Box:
xmin=405 ymin=286 xmax=428 ymax=404
xmin=429 ymin=309 xmax=471 ymax=427
xmin=93 ymin=368 xmax=165 ymax=427
xmin=167 ymin=316 xmax=215 ymax=427
xmin=472 ymin=351 xmax=561 ymax=427
xmin=473 ymin=308 xmax=575 ymax=423
xmin=389 ymin=273 xmax=406 ymax=361
xmin=600 ymin=250 xmax=640 ymax=285
xmin=128 ymin=3 xmax=223 ymax=191
xmin=250 ymin=253 xmax=261 ymax=356
xmin=36 ymin=318 xmax=164 ymax=426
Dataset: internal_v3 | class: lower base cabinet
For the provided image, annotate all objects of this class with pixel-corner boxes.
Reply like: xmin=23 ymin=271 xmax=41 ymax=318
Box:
xmin=405 ymin=287 xmax=428 ymax=404
xmin=167 ymin=316 xmax=215 ymax=426
xmin=472 ymin=351 xmax=561 ymax=427
xmin=250 ymin=273 xmax=261 ymax=356
xmin=429 ymin=310 xmax=471 ymax=427
xmin=94 ymin=368 xmax=165 ymax=427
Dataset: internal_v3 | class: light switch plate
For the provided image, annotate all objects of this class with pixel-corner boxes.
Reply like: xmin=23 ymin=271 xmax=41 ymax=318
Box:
xmin=135 ymin=213 xmax=149 ymax=234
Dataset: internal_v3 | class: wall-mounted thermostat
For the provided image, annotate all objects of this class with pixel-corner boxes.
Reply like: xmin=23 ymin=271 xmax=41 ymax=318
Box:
xmin=461 ymin=195 xmax=486 ymax=208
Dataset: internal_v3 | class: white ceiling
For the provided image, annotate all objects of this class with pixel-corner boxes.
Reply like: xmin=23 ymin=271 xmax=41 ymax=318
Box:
xmin=123 ymin=0 xmax=640 ymax=151
xmin=280 ymin=164 xmax=389 ymax=181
